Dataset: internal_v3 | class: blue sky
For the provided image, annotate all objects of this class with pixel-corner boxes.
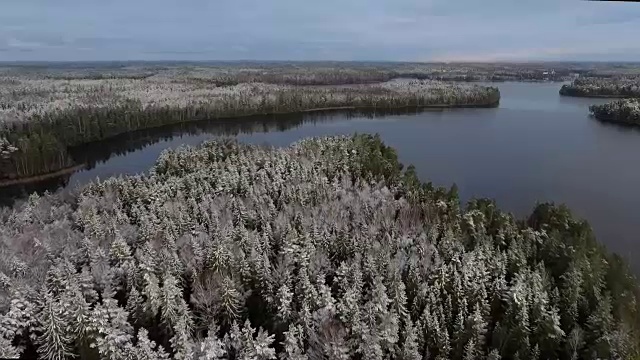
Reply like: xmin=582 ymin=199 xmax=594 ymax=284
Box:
xmin=1 ymin=0 xmax=640 ymax=62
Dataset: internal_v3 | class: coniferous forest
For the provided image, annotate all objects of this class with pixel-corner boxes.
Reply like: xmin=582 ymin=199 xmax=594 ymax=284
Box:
xmin=0 ymin=134 xmax=638 ymax=360
xmin=560 ymin=77 xmax=640 ymax=98
xmin=0 ymin=73 xmax=499 ymax=184
xmin=560 ymin=76 xmax=640 ymax=128
xmin=590 ymin=99 xmax=640 ymax=125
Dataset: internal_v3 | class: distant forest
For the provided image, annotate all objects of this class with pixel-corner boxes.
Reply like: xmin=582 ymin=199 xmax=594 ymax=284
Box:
xmin=560 ymin=77 xmax=640 ymax=98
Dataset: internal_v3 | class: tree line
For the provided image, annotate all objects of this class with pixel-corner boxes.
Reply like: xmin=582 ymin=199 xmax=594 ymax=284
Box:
xmin=560 ymin=77 xmax=640 ymax=98
xmin=0 ymin=79 xmax=499 ymax=184
xmin=1 ymin=62 xmax=577 ymax=86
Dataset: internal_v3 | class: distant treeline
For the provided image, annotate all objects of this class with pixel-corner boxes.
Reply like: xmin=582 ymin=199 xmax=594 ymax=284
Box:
xmin=214 ymin=69 xmax=569 ymax=85
xmin=1 ymin=61 xmax=579 ymax=85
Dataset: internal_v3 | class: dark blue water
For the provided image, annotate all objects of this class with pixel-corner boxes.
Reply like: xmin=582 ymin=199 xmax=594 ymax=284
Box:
xmin=35 ymin=82 xmax=640 ymax=269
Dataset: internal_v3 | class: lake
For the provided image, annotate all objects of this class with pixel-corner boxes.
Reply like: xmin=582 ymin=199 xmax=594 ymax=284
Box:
xmin=6 ymin=82 xmax=640 ymax=270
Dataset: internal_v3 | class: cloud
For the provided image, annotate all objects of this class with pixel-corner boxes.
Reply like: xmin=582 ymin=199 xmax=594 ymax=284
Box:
xmin=576 ymin=2 xmax=640 ymax=25
xmin=430 ymin=45 xmax=640 ymax=63
xmin=0 ymin=0 xmax=638 ymax=61
xmin=7 ymin=38 xmax=46 ymax=49
xmin=143 ymin=50 xmax=212 ymax=56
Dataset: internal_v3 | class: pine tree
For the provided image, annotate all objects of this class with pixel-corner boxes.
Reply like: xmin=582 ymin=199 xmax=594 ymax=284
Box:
xmin=195 ymin=323 xmax=226 ymax=360
xmin=0 ymin=290 xmax=37 ymax=348
xmin=464 ymin=303 xmax=487 ymax=359
xmin=170 ymin=316 xmax=194 ymax=360
xmin=585 ymin=293 xmax=614 ymax=358
xmin=135 ymin=328 xmax=170 ymax=360
xmin=126 ymin=286 xmax=146 ymax=326
xmin=277 ymin=283 xmax=294 ymax=322
xmin=142 ymin=272 xmax=162 ymax=318
xmin=35 ymin=292 xmax=74 ymax=360
xmin=87 ymin=290 xmax=134 ymax=360
xmin=218 ymin=275 xmax=243 ymax=325
xmin=307 ymin=308 xmax=350 ymax=360
xmin=160 ymin=271 xmax=187 ymax=329
xmin=228 ymin=320 xmax=276 ymax=360
xmin=281 ymin=324 xmax=308 ymax=360
xmin=63 ymin=284 xmax=93 ymax=356
xmin=463 ymin=338 xmax=478 ymax=360
xmin=487 ymin=348 xmax=501 ymax=360
xmin=399 ymin=318 xmax=421 ymax=360
xmin=566 ymin=326 xmax=584 ymax=360
xmin=0 ymin=334 xmax=21 ymax=358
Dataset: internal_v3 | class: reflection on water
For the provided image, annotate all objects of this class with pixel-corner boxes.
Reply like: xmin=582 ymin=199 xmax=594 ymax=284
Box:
xmin=0 ymin=174 xmax=74 ymax=205
xmin=69 ymin=107 xmax=439 ymax=169
xmin=0 ymin=107 xmax=442 ymax=204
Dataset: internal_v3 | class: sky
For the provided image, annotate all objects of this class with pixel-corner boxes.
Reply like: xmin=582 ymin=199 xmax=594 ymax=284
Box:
xmin=1 ymin=0 xmax=640 ymax=62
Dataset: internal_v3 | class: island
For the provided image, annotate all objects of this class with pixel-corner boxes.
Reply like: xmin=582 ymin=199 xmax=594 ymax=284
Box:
xmin=590 ymin=98 xmax=640 ymax=125
xmin=560 ymin=77 xmax=640 ymax=98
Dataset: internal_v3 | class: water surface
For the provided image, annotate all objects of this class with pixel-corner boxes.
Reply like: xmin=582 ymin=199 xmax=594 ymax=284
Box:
xmin=8 ymin=82 xmax=640 ymax=270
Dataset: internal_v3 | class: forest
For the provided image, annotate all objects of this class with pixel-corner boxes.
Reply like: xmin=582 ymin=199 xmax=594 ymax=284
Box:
xmin=589 ymin=99 xmax=640 ymax=125
xmin=560 ymin=77 xmax=640 ymax=98
xmin=0 ymin=62 xmax=579 ymax=85
xmin=0 ymin=70 xmax=499 ymax=185
xmin=0 ymin=134 xmax=638 ymax=360
xmin=560 ymin=75 xmax=640 ymax=127
xmin=0 ymin=107 xmax=442 ymax=205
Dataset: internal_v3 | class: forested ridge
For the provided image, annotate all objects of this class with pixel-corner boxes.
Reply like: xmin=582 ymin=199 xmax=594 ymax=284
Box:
xmin=560 ymin=77 xmax=640 ymax=98
xmin=0 ymin=134 xmax=638 ymax=359
xmin=0 ymin=62 xmax=572 ymax=85
xmin=0 ymin=77 xmax=499 ymax=184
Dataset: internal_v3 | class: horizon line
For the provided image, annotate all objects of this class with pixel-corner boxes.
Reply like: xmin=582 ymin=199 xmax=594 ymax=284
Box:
xmin=1 ymin=59 xmax=640 ymax=65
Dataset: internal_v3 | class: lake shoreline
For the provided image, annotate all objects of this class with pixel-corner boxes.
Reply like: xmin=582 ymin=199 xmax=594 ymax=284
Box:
xmin=0 ymin=101 xmax=499 ymax=189
xmin=589 ymin=99 xmax=640 ymax=126
xmin=1 ymin=79 xmax=500 ymax=183
xmin=559 ymin=93 xmax=632 ymax=99
xmin=593 ymin=114 xmax=639 ymax=126
xmin=296 ymin=101 xmax=501 ymax=112
xmin=0 ymin=164 xmax=86 ymax=187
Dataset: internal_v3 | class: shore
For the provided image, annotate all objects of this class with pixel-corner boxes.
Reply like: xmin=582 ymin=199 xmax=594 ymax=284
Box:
xmin=560 ymin=78 xmax=640 ymax=99
xmin=592 ymin=115 xmax=640 ymax=126
xmin=589 ymin=99 xmax=640 ymax=127
xmin=0 ymin=101 xmax=498 ymax=189
xmin=0 ymin=164 xmax=86 ymax=187
xmin=560 ymin=93 xmax=631 ymax=99
xmin=0 ymin=78 xmax=500 ymax=184
xmin=293 ymin=101 xmax=500 ymax=113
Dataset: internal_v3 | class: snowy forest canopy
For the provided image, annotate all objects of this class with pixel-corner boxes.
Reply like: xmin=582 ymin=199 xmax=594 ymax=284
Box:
xmin=0 ymin=70 xmax=499 ymax=184
xmin=0 ymin=134 xmax=638 ymax=360
xmin=590 ymin=99 xmax=640 ymax=126
xmin=560 ymin=77 xmax=640 ymax=98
